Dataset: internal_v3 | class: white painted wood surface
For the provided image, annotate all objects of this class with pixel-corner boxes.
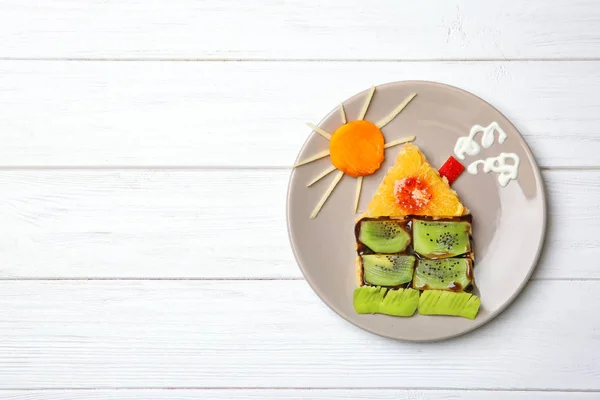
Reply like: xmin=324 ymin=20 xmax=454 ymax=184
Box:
xmin=2 ymin=0 xmax=600 ymax=60
xmin=0 ymin=170 xmax=596 ymax=279
xmin=0 ymin=391 xmax=597 ymax=400
xmin=0 ymin=61 xmax=599 ymax=167
xmin=1 ymin=0 xmax=599 ymax=397
xmin=0 ymin=280 xmax=599 ymax=390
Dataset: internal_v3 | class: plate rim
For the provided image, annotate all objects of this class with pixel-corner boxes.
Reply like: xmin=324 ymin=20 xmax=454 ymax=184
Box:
xmin=286 ymin=79 xmax=548 ymax=342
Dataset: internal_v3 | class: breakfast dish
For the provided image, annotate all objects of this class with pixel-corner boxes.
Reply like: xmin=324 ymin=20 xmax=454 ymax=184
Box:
xmin=287 ymin=81 xmax=546 ymax=341
xmin=353 ymin=143 xmax=479 ymax=319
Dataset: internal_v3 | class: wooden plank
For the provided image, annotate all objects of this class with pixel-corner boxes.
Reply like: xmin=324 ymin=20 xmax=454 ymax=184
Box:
xmin=0 ymin=169 xmax=595 ymax=279
xmin=0 ymin=389 xmax=597 ymax=399
xmin=0 ymin=169 xmax=290 ymax=279
xmin=0 ymin=61 xmax=599 ymax=167
xmin=0 ymin=280 xmax=598 ymax=389
xmin=1 ymin=1 xmax=600 ymax=60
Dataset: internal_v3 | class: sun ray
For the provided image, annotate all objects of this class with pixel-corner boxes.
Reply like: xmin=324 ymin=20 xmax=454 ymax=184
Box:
xmin=340 ymin=103 xmax=347 ymax=124
xmin=311 ymin=170 xmax=344 ymax=219
xmin=354 ymin=176 xmax=363 ymax=213
xmin=375 ymin=93 xmax=417 ymax=129
xmin=307 ymin=165 xmax=337 ymax=187
xmin=293 ymin=149 xmax=330 ymax=168
xmin=358 ymin=85 xmax=376 ymax=120
xmin=384 ymin=135 xmax=416 ymax=149
xmin=306 ymin=123 xmax=331 ymax=140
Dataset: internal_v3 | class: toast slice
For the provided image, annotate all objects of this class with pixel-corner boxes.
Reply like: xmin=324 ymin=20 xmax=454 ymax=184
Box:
xmin=355 ymin=143 xmax=470 ymax=287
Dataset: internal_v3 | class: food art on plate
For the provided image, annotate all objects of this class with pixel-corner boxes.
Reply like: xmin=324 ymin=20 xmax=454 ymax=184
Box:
xmin=292 ymin=84 xmax=521 ymax=321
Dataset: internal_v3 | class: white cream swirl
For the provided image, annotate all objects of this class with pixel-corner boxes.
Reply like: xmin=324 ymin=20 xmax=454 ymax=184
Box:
xmin=454 ymin=122 xmax=508 ymax=160
xmin=467 ymin=152 xmax=520 ymax=187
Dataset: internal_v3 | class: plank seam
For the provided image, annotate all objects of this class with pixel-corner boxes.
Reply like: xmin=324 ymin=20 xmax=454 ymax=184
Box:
xmin=1 ymin=387 xmax=599 ymax=392
xmin=3 ymin=57 xmax=600 ymax=62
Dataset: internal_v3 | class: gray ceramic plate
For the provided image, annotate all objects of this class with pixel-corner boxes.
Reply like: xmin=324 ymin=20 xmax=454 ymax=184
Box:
xmin=286 ymin=81 xmax=546 ymax=341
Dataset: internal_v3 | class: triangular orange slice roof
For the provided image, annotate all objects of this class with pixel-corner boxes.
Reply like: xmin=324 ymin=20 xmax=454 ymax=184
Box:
xmin=363 ymin=143 xmax=468 ymax=218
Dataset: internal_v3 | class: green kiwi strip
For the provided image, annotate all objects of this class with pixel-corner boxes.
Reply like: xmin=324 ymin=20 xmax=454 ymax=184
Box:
xmin=418 ymin=290 xmax=481 ymax=320
xmin=353 ymin=286 xmax=419 ymax=317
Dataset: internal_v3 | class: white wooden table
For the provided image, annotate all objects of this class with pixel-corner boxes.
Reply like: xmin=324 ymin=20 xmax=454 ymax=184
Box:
xmin=0 ymin=1 xmax=599 ymax=398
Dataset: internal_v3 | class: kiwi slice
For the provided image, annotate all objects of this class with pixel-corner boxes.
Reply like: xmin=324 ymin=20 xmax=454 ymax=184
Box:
xmin=358 ymin=220 xmax=411 ymax=253
xmin=413 ymin=219 xmax=471 ymax=258
xmin=379 ymin=288 xmax=419 ymax=316
xmin=353 ymin=286 xmax=387 ymax=314
xmin=418 ymin=290 xmax=481 ymax=320
xmin=362 ymin=254 xmax=416 ymax=287
xmin=413 ymin=258 xmax=473 ymax=291
xmin=353 ymin=286 xmax=419 ymax=317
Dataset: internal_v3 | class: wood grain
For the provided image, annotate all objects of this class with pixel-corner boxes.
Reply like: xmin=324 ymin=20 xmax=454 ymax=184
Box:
xmin=1 ymin=1 xmax=600 ymax=60
xmin=0 ymin=280 xmax=598 ymax=390
xmin=0 ymin=61 xmax=599 ymax=167
xmin=0 ymin=390 xmax=597 ymax=399
xmin=0 ymin=169 xmax=594 ymax=279
xmin=1 ymin=0 xmax=598 ymax=394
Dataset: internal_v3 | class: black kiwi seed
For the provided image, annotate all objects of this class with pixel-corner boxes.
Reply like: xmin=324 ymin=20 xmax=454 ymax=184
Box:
xmin=437 ymin=231 xmax=460 ymax=250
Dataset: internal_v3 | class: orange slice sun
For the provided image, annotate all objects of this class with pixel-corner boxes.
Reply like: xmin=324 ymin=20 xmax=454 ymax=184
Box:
xmin=364 ymin=143 xmax=467 ymax=217
xmin=329 ymin=120 xmax=384 ymax=178
xmin=294 ymin=88 xmax=418 ymax=219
